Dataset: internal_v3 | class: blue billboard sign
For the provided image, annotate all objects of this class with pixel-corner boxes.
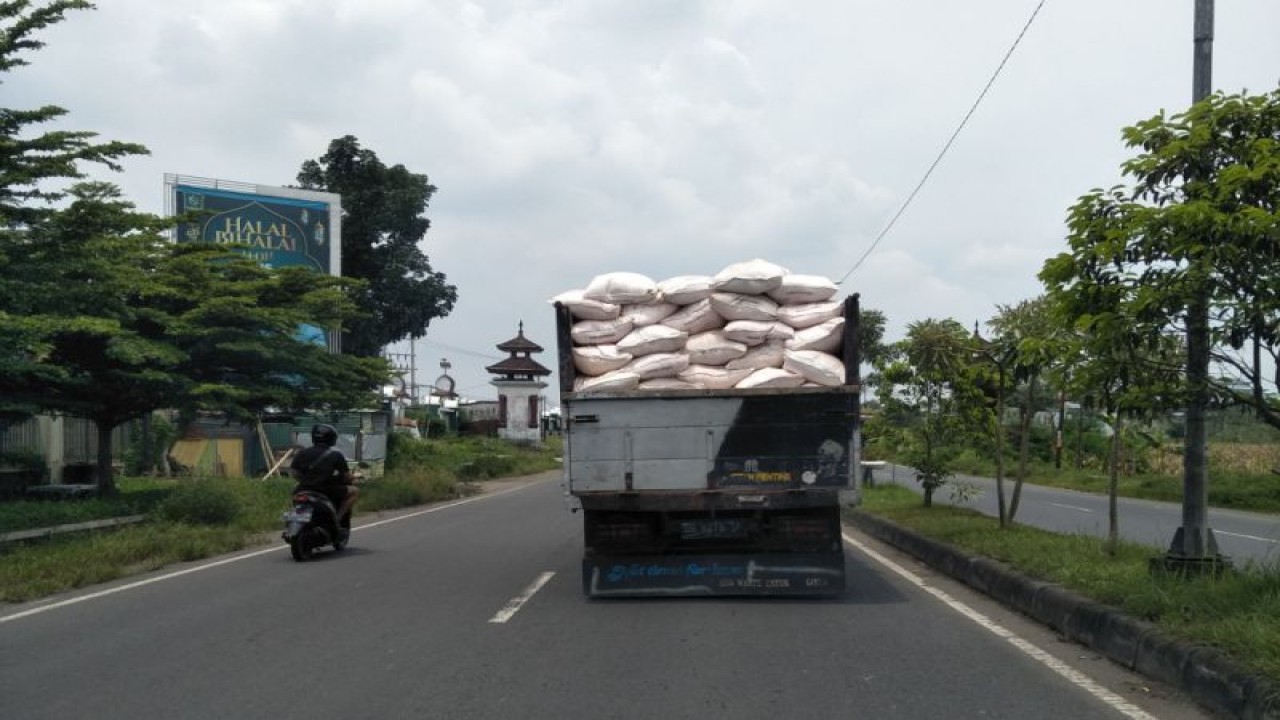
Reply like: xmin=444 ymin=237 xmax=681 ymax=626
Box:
xmin=173 ymin=184 xmax=336 ymax=273
xmin=166 ymin=176 xmax=343 ymax=350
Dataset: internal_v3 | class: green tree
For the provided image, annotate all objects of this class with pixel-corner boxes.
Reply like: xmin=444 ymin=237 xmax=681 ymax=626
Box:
xmin=1 ymin=184 xmax=390 ymax=495
xmin=296 ymin=136 xmax=458 ymax=357
xmin=1048 ymin=295 xmax=1184 ymax=554
xmin=0 ymin=0 xmax=145 ymax=430
xmin=881 ymin=318 xmax=974 ymax=507
xmin=0 ymin=1 xmax=146 ymax=229
xmin=970 ymin=323 xmax=1017 ymax=527
xmin=858 ymin=308 xmax=891 ymax=366
xmin=1040 ymin=89 xmax=1280 ymax=563
xmin=987 ymin=296 xmax=1067 ymax=521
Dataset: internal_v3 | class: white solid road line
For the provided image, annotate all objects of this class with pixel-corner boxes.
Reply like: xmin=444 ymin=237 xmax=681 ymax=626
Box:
xmin=1216 ymin=530 xmax=1279 ymax=545
xmin=1049 ymin=502 xmax=1094 ymax=513
xmin=489 ymin=571 xmax=556 ymax=624
xmin=0 ymin=482 xmax=539 ymax=626
xmin=843 ymin=532 xmax=1158 ymax=720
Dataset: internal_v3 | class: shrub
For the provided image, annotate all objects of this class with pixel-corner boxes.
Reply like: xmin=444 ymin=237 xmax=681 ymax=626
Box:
xmin=386 ymin=431 xmax=435 ymax=471
xmin=457 ymin=453 xmax=517 ymax=480
xmin=155 ymin=481 xmax=241 ymax=525
xmin=359 ymin=466 xmax=462 ymax=511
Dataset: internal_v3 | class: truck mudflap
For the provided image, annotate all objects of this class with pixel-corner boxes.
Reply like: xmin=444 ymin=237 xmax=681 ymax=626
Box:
xmin=583 ymin=552 xmax=845 ymax=598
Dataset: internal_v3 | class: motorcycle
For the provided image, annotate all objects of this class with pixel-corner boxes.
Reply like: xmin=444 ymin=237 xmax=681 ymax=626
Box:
xmin=281 ymin=489 xmax=350 ymax=561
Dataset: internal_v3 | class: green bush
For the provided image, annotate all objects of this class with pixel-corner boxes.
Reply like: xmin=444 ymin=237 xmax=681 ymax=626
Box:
xmin=124 ymin=414 xmax=177 ymax=476
xmin=155 ymin=481 xmax=241 ymax=525
xmin=457 ymin=453 xmax=517 ymax=480
xmin=359 ymin=466 xmax=462 ymax=511
xmin=386 ymin=431 xmax=435 ymax=471
xmin=0 ymin=448 xmax=46 ymax=472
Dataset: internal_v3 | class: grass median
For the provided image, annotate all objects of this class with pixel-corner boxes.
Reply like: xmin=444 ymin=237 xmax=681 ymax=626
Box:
xmin=854 ymin=484 xmax=1280 ymax=686
xmin=0 ymin=436 xmax=563 ymax=604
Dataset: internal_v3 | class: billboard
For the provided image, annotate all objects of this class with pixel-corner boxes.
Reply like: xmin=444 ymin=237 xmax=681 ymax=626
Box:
xmin=164 ymin=175 xmax=342 ymax=350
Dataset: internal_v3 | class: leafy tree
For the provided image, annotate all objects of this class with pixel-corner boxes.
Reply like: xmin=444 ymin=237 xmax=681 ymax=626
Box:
xmin=1 ymin=183 xmax=390 ymax=495
xmin=0 ymin=5 xmax=391 ymax=495
xmin=1048 ymin=294 xmax=1184 ymax=554
xmin=296 ymin=136 xmax=458 ymax=357
xmin=0 ymin=1 xmax=146 ymax=228
xmin=1041 ymin=89 xmax=1280 ymax=560
xmin=0 ymin=0 xmax=146 ymax=427
xmin=858 ymin=308 xmax=891 ymax=366
xmin=880 ymin=318 xmax=974 ymax=507
xmin=987 ymin=296 xmax=1068 ymax=521
xmin=970 ymin=324 xmax=1017 ymax=527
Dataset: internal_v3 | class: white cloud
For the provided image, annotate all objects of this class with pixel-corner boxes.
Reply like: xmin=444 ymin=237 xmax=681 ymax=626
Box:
xmin=7 ymin=0 xmax=1280 ymax=398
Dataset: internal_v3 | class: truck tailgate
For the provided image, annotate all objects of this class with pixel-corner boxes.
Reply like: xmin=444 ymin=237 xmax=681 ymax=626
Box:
xmin=565 ymin=388 xmax=859 ymax=494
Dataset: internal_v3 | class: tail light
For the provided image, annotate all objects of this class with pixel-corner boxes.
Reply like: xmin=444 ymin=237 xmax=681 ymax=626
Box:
xmin=594 ymin=520 xmax=650 ymax=544
xmin=775 ymin=515 xmax=835 ymax=545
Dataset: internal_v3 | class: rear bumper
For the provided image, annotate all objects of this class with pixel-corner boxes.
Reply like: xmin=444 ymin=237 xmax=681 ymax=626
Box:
xmin=582 ymin=551 xmax=845 ymax=598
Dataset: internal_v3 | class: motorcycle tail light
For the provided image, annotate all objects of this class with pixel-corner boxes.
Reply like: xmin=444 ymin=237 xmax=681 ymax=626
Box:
xmin=293 ymin=493 xmax=310 ymax=503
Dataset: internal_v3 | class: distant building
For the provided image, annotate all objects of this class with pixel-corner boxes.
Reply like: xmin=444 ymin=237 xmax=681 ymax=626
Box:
xmin=459 ymin=400 xmax=500 ymax=423
xmin=485 ymin=322 xmax=551 ymax=444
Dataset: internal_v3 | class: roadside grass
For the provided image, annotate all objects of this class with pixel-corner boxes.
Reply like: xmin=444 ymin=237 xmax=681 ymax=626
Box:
xmin=0 ymin=477 xmax=174 ymax=534
xmin=941 ymin=454 xmax=1280 ymax=514
xmin=0 ymin=435 xmax=563 ymax=603
xmin=387 ymin=433 xmax=563 ymax=480
xmin=857 ymin=485 xmax=1280 ymax=685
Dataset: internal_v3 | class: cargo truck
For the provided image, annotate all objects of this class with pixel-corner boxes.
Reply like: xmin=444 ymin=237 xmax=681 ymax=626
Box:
xmin=555 ymin=294 xmax=862 ymax=597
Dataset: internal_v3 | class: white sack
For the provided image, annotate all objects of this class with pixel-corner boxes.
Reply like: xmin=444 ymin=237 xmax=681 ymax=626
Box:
xmin=722 ymin=320 xmax=776 ymax=346
xmin=550 ymin=289 xmax=620 ymax=321
xmin=621 ymin=352 xmax=690 ymax=380
xmin=638 ymin=378 xmax=699 ymax=391
xmin=711 ymin=258 xmax=789 ymax=295
xmin=767 ymin=322 xmax=796 ymax=341
xmin=571 ymin=318 xmax=634 ymax=345
xmin=620 ymin=301 xmax=679 ymax=327
xmin=584 ymin=272 xmax=659 ymax=305
xmin=572 ymin=345 xmax=633 ymax=376
xmin=617 ymin=324 xmax=688 ymax=356
xmin=783 ymin=349 xmax=846 ymax=387
xmin=725 ymin=340 xmax=786 ymax=371
xmin=777 ymin=300 xmax=843 ymax=329
xmin=657 ymin=275 xmax=713 ymax=305
xmin=787 ymin=317 xmax=844 ymax=353
xmin=575 ymin=370 xmax=641 ymax=393
xmin=735 ymin=367 xmax=806 ymax=389
xmin=709 ymin=292 xmax=778 ymax=322
xmin=685 ymin=330 xmax=748 ymax=366
xmin=767 ymin=275 xmax=839 ymax=305
xmin=660 ymin=298 xmax=723 ymax=334
xmin=678 ymin=365 xmax=754 ymax=390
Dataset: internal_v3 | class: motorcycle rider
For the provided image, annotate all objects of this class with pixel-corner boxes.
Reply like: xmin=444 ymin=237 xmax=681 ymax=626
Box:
xmin=290 ymin=424 xmax=359 ymax=533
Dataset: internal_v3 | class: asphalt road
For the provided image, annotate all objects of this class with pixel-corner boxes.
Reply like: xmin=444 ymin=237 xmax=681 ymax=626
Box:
xmin=2 ymin=471 xmax=1210 ymax=719
xmin=870 ymin=463 xmax=1280 ymax=566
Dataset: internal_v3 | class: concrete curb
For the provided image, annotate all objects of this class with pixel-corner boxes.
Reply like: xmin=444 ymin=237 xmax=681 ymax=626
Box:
xmin=847 ymin=509 xmax=1280 ymax=719
xmin=0 ymin=515 xmax=146 ymax=544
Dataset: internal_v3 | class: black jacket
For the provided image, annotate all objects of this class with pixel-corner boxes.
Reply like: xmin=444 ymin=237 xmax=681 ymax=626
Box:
xmin=290 ymin=444 xmax=351 ymax=487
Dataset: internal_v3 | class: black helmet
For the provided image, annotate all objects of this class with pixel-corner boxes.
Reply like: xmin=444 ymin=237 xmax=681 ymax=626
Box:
xmin=311 ymin=424 xmax=338 ymax=446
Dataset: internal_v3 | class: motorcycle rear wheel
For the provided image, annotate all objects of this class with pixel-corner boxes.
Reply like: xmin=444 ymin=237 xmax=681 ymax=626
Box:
xmin=289 ymin=534 xmax=314 ymax=562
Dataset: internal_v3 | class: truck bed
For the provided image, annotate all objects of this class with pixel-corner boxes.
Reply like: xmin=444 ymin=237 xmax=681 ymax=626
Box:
xmin=555 ymin=294 xmax=862 ymax=597
xmin=564 ymin=388 xmax=860 ymax=498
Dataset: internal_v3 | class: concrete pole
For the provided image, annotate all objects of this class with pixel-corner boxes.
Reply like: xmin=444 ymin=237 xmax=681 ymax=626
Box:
xmin=1158 ymin=0 xmax=1228 ymax=574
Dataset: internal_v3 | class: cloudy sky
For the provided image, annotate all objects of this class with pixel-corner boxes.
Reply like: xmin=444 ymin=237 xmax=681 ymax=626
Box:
xmin=9 ymin=0 xmax=1280 ymax=403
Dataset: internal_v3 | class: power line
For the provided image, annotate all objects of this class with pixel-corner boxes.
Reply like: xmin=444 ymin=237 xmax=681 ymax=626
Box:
xmin=838 ymin=0 xmax=1047 ymax=284
xmin=418 ymin=338 xmax=503 ymax=362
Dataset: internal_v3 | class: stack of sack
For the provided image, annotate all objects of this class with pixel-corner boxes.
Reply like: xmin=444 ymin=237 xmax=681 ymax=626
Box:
xmin=551 ymin=259 xmax=847 ymax=393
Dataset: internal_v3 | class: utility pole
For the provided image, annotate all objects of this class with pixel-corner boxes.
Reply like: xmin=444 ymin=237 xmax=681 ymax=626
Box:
xmin=1155 ymin=0 xmax=1229 ymax=575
